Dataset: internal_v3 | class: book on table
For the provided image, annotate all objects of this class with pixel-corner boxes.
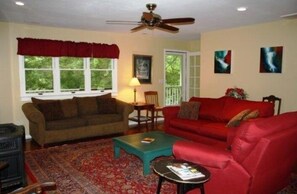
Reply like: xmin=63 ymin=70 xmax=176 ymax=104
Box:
xmin=167 ymin=162 xmax=205 ymax=180
xmin=141 ymin=137 xmax=155 ymax=143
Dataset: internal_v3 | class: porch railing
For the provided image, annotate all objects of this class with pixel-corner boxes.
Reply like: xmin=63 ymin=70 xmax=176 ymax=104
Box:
xmin=165 ymin=86 xmax=182 ymax=106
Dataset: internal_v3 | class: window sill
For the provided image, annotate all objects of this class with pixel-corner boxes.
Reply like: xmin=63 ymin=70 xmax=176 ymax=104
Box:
xmin=21 ymin=90 xmax=117 ymax=102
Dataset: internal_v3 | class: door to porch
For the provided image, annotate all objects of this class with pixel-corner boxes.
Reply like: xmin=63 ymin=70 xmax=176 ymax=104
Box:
xmin=164 ymin=50 xmax=200 ymax=106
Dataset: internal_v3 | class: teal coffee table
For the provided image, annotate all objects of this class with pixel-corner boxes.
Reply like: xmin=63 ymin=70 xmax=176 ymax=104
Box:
xmin=112 ymin=131 xmax=183 ymax=175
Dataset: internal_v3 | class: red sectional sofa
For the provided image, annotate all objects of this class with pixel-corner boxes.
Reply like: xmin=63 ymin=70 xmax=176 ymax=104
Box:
xmin=163 ymin=96 xmax=274 ymax=148
xmin=173 ymin=111 xmax=297 ymax=194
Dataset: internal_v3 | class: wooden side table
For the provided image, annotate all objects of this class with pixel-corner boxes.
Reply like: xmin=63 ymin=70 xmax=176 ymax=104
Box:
xmin=153 ymin=159 xmax=210 ymax=194
xmin=129 ymin=102 xmax=155 ymax=131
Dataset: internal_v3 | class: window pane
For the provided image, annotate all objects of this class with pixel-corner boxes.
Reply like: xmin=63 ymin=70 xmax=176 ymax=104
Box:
xmin=25 ymin=56 xmax=52 ymax=68
xmin=90 ymin=58 xmax=112 ymax=69
xmin=60 ymin=70 xmax=84 ymax=91
xmin=91 ymin=70 xmax=112 ymax=90
xmin=60 ymin=57 xmax=83 ymax=69
xmin=25 ymin=70 xmax=53 ymax=93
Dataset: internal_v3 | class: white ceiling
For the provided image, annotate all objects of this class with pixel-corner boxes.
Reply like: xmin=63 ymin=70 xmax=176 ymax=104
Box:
xmin=0 ymin=0 xmax=297 ymax=40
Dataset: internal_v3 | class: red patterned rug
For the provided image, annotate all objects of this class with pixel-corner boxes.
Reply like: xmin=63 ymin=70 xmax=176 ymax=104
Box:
xmin=25 ymin=138 xmax=176 ymax=194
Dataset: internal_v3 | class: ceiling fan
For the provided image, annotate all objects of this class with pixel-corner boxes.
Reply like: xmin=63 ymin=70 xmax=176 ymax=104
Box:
xmin=106 ymin=3 xmax=195 ymax=33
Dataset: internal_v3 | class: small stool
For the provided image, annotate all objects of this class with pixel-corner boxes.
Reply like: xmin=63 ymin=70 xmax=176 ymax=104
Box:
xmin=153 ymin=159 xmax=210 ymax=194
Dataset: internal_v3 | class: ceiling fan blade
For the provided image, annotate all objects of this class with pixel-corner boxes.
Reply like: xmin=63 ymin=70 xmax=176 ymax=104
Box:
xmin=157 ymin=23 xmax=179 ymax=32
xmin=162 ymin=18 xmax=195 ymax=24
xmin=131 ymin=24 xmax=146 ymax=32
xmin=106 ymin=20 xmax=140 ymax=25
xmin=143 ymin=12 xmax=154 ymax=21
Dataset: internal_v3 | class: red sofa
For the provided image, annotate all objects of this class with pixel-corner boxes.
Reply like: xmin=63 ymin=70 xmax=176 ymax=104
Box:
xmin=173 ymin=111 xmax=297 ymax=194
xmin=163 ymin=96 xmax=274 ymax=147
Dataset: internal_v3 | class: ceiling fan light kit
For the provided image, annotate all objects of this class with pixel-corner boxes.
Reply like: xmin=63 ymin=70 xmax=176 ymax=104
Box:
xmin=107 ymin=3 xmax=195 ymax=33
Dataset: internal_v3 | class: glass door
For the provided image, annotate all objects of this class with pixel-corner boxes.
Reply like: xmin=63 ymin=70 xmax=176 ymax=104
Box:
xmin=164 ymin=51 xmax=186 ymax=105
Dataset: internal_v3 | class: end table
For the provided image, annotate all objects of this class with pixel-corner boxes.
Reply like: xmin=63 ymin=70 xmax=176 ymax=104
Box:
xmin=153 ymin=159 xmax=210 ymax=194
xmin=129 ymin=102 xmax=155 ymax=131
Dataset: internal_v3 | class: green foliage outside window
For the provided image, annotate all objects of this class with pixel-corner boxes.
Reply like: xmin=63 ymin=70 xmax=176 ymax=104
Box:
xmin=165 ymin=55 xmax=182 ymax=86
xmin=60 ymin=57 xmax=84 ymax=91
xmin=23 ymin=56 xmax=114 ymax=94
xmin=25 ymin=56 xmax=53 ymax=93
xmin=91 ymin=58 xmax=112 ymax=90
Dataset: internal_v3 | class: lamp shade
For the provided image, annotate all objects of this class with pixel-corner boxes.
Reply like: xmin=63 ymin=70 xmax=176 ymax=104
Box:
xmin=129 ymin=77 xmax=141 ymax=87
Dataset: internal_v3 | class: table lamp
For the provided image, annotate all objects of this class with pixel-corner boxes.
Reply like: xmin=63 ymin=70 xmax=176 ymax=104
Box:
xmin=129 ymin=77 xmax=141 ymax=103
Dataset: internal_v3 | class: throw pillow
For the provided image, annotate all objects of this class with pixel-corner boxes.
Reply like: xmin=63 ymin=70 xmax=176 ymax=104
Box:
xmin=31 ymin=97 xmax=56 ymax=106
xmin=97 ymin=98 xmax=117 ymax=114
xmin=59 ymin=99 xmax=78 ymax=118
xmin=37 ymin=101 xmax=64 ymax=121
xmin=242 ymin=109 xmax=259 ymax=121
xmin=226 ymin=109 xmax=251 ymax=128
xmin=74 ymin=96 xmax=98 ymax=116
xmin=177 ymin=101 xmax=200 ymax=120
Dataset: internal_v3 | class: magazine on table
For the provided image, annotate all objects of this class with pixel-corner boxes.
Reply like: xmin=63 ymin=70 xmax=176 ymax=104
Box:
xmin=141 ymin=137 xmax=155 ymax=143
xmin=167 ymin=162 xmax=205 ymax=180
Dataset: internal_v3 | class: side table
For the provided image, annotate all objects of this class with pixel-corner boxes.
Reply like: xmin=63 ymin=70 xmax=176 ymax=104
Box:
xmin=153 ymin=159 xmax=210 ymax=194
xmin=129 ymin=102 xmax=155 ymax=131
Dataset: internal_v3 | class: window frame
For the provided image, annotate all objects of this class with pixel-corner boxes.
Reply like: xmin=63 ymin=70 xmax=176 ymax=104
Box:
xmin=19 ymin=56 xmax=118 ymax=101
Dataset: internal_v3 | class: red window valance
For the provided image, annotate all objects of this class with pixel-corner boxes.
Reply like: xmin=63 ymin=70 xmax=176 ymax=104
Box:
xmin=17 ymin=38 xmax=120 ymax=59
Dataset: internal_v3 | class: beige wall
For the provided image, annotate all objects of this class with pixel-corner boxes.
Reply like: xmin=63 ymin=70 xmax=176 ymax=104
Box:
xmin=0 ymin=22 xmax=14 ymax=123
xmin=0 ymin=22 xmax=196 ymax=135
xmin=200 ymin=19 xmax=297 ymax=113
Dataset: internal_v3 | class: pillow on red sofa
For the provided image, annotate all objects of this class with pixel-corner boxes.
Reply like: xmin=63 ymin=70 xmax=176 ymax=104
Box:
xmin=178 ymin=101 xmax=200 ymax=120
xmin=226 ymin=109 xmax=251 ymax=128
xmin=242 ymin=109 xmax=259 ymax=121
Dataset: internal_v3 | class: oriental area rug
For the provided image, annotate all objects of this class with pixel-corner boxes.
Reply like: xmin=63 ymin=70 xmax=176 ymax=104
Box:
xmin=25 ymin=138 xmax=297 ymax=194
xmin=25 ymin=138 xmax=176 ymax=194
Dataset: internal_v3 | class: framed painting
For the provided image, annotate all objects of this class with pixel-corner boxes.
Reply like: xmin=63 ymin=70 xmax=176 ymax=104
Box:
xmin=260 ymin=46 xmax=283 ymax=73
xmin=214 ymin=50 xmax=231 ymax=74
xmin=133 ymin=54 xmax=152 ymax=84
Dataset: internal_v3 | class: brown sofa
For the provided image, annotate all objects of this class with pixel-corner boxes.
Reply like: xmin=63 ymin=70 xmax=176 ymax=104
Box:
xmin=22 ymin=94 xmax=134 ymax=147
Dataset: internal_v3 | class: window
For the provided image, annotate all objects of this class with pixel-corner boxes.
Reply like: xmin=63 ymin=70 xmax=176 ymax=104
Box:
xmin=19 ymin=56 xmax=117 ymax=100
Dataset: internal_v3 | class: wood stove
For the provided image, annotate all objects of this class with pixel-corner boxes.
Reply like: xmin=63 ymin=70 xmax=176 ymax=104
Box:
xmin=0 ymin=123 xmax=26 ymax=192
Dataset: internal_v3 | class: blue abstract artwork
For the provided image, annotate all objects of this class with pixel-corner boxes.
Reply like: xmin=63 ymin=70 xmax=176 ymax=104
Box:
xmin=260 ymin=46 xmax=283 ymax=73
xmin=214 ymin=50 xmax=231 ymax=74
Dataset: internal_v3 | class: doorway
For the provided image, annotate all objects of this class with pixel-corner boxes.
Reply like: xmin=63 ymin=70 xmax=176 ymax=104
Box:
xmin=164 ymin=50 xmax=200 ymax=106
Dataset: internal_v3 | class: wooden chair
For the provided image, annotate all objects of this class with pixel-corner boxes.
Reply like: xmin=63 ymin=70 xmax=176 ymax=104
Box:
xmin=9 ymin=182 xmax=56 ymax=194
xmin=262 ymin=95 xmax=282 ymax=115
xmin=144 ymin=91 xmax=163 ymax=126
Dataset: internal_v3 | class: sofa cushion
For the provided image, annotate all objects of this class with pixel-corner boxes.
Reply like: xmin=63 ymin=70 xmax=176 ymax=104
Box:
xmin=226 ymin=109 xmax=251 ymax=128
xmin=178 ymin=101 xmax=200 ymax=120
xmin=190 ymin=96 xmax=226 ymax=121
xmin=82 ymin=114 xmax=122 ymax=125
xmin=97 ymin=98 xmax=117 ymax=114
xmin=232 ymin=111 xmax=297 ymax=163
xmin=169 ymin=118 xmax=227 ymax=140
xmin=46 ymin=117 xmax=87 ymax=130
xmin=74 ymin=96 xmax=98 ymax=116
xmin=37 ymin=101 xmax=64 ymax=121
xmin=222 ymin=97 xmax=274 ymax=121
xmin=59 ymin=99 xmax=78 ymax=118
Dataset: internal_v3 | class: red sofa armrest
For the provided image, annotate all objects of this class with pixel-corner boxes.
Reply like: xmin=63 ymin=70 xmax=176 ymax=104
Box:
xmin=163 ymin=106 xmax=180 ymax=130
xmin=173 ymin=140 xmax=233 ymax=169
